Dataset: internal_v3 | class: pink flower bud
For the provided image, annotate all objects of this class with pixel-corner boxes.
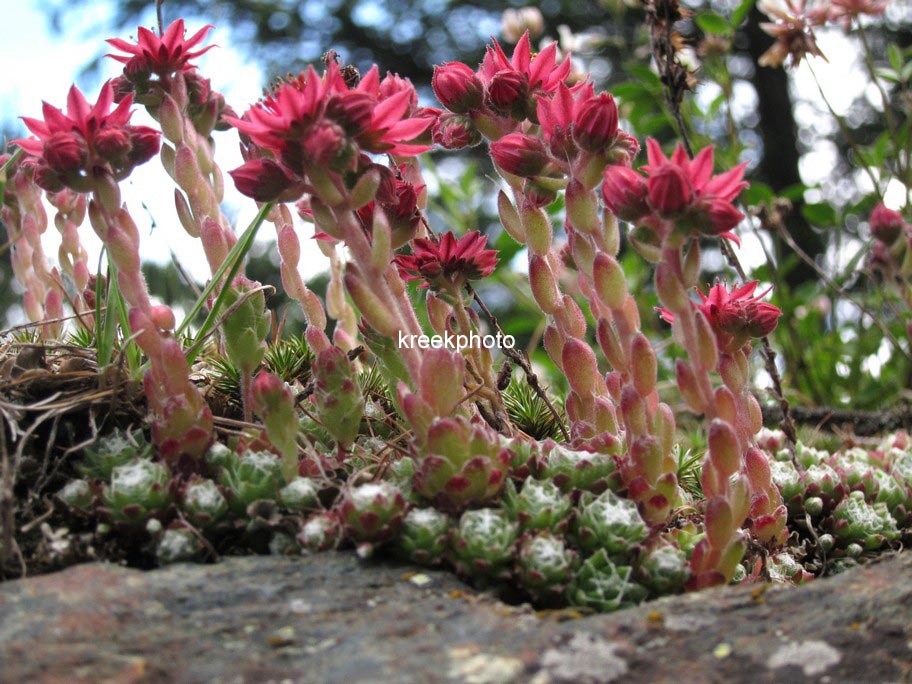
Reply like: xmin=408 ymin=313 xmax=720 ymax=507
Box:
xmin=229 ymin=158 xmax=302 ymax=202
xmin=432 ymin=62 xmax=484 ymax=114
xmin=432 ymin=112 xmax=481 ymax=150
xmin=486 ymin=70 xmax=529 ymax=117
xmin=870 ymin=203 xmax=905 ymax=243
xmin=326 ymin=91 xmax=374 ymax=136
xmin=490 ymin=133 xmax=549 ymax=177
xmin=745 ymin=302 xmax=781 ymax=338
xmin=299 ymin=120 xmax=347 ymax=168
xmin=43 ymin=132 xmax=86 ymax=173
xmin=94 ymin=127 xmax=132 ymax=161
xmin=573 ymin=93 xmax=619 ymax=152
xmin=126 ymin=126 xmax=160 ymax=167
xmin=702 ymin=198 xmax=744 ymax=235
xmin=648 ymin=164 xmax=692 ymax=215
xmin=601 ymin=166 xmax=649 ymax=222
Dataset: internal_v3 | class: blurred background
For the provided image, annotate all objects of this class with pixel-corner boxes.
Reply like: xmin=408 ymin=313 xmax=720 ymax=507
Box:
xmin=2 ymin=0 xmax=911 ymax=411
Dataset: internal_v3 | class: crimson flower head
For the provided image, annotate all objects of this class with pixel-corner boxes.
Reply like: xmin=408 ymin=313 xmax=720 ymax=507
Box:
xmin=107 ymin=19 xmax=215 ymax=80
xmin=395 ymin=231 xmax=498 ymax=291
xmin=641 ymin=138 xmax=748 ymax=241
xmin=660 ymin=281 xmax=782 ymax=353
xmin=14 ymin=82 xmax=160 ymax=191
xmin=479 ymin=31 xmax=572 ymax=120
xmin=869 ymin=203 xmax=906 ymax=244
xmin=227 ymin=62 xmax=434 ymax=197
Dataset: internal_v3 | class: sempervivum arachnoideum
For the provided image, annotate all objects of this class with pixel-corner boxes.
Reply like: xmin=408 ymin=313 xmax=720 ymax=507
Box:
xmin=829 ymin=490 xmax=899 ymax=551
xmin=156 ymin=526 xmax=203 ymax=565
xmin=507 ymin=478 xmax=573 ymax=533
xmin=575 ymin=489 xmax=648 ymax=556
xmin=515 ymin=532 xmax=578 ymax=603
xmin=279 ymin=477 xmax=321 ymax=513
xmin=81 ymin=428 xmax=153 ymax=480
xmin=336 ymin=481 xmax=407 ymax=556
xmin=450 ymin=508 xmax=519 ymax=581
xmin=635 ymin=542 xmax=688 ymax=596
xmin=412 ymin=416 xmax=512 ymax=512
xmin=769 ymin=459 xmax=802 ymax=513
xmin=800 ymin=462 xmax=846 ymax=513
xmin=297 ymin=510 xmax=342 ymax=552
xmin=56 ymin=479 xmax=95 ymax=516
xmin=396 ymin=507 xmax=451 ymax=565
xmin=569 ymin=548 xmax=647 ymax=612
xmin=181 ymin=477 xmax=229 ymax=528
xmin=218 ymin=449 xmax=284 ymax=516
xmin=536 ymin=440 xmax=620 ymax=494
xmin=101 ymin=459 xmax=174 ymax=525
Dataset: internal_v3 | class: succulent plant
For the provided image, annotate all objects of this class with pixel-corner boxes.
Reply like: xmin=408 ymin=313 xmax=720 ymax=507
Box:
xmin=636 ymin=543 xmax=688 ymax=595
xmin=81 ymin=428 xmax=152 ymax=479
xmin=537 ymin=441 xmax=619 ymax=493
xmin=515 ymin=532 xmax=578 ymax=601
xmin=793 ymin=442 xmax=828 ymax=468
xmin=101 ymin=459 xmax=173 ymax=524
xmin=181 ymin=478 xmax=229 ymax=527
xmin=279 ymin=477 xmax=321 ymax=512
xmin=801 ymin=463 xmax=845 ymax=505
xmin=766 ymin=552 xmax=813 ymax=584
xmin=891 ymin=450 xmax=912 ymax=485
xmin=336 ymin=481 xmax=407 ymax=552
xmin=396 ymin=507 xmax=451 ymax=565
xmin=451 ymin=508 xmax=519 ymax=581
xmin=831 ymin=491 xmax=899 ymax=551
xmin=219 ymin=449 xmax=284 ymax=516
xmin=204 ymin=442 xmax=235 ymax=470
xmin=311 ymin=346 xmax=365 ymax=448
xmin=569 ymin=549 xmax=647 ymax=612
xmin=156 ymin=527 xmax=202 ymax=564
xmin=297 ymin=511 xmax=342 ymax=552
xmin=412 ymin=416 xmax=512 ymax=512
xmin=871 ymin=469 xmax=911 ymax=514
xmin=387 ymin=456 xmax=418 ymax=502
xmin=56 ymin=478 xmax=95 ymax=515
xmin=770 ymin=459 xmax=802 ymax=504
xmin=575 ymin=490 xmax=648 ymax=555
xmin=508 ymin=478 xmax=572 ymax=533
xmin=269 ymin=531 xmax=300 ymax=556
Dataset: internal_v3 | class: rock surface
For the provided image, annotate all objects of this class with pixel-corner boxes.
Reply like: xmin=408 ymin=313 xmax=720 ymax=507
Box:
xmin=1 ymin=552 xmax=911 ymax=684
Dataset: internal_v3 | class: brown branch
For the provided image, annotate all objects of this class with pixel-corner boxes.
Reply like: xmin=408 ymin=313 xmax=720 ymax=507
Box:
xmin=761 ymin=404 xmax=912 ymax=437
